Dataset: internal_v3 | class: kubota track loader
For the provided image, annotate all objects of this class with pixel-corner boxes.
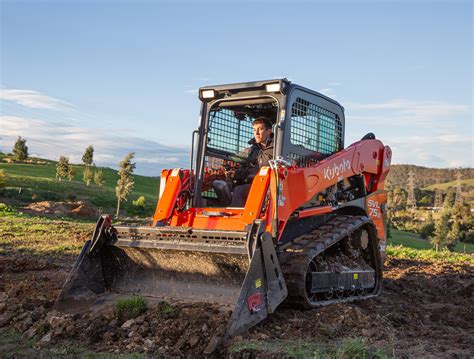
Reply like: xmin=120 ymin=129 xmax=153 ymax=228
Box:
xmin=56 ymin=79 xmax=391 ymax=340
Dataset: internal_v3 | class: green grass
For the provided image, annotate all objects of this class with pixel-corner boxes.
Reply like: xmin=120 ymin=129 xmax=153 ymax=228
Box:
xmin=0 ymin=211 xmax=93 ymax=259
xmin=0 ymin=159 xmax=159 ymax=213
xmin=424 ymin=178 xmax=474 ymax=191
xmin=389 ymin=229 xmax=474 ymax=253
xmin=388 ymin=229 xmax=474 ymax=264
xmin=230 ymin=337 xmax=395 ymax=358
xmin=114 ymin=296 xmax=148 ymax=320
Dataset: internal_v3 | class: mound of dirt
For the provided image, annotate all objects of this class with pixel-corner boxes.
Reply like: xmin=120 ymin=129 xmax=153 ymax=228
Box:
xmin=23 ymin=201 xmax=99 ymax=219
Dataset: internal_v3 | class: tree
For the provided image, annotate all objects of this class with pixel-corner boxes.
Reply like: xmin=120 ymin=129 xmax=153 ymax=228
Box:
xmin=0 ymin=169 xmax=5 ymax=188
xmin=94 ymin=167 xmax=104 ymax=186
xmin=12 ymin=136 xmax=28 ymax=161
xmin=67 ymin=164 xmax=76 ymax=181
xmin=443 ymin=188 xmax=456 ymax=209
xmin=431 ymin=211 xmax=450 ymax=251
xmin=83 ymin=165 xmax=93 ymax=186
xmin=56 ymin=156 xmax=69 ymax=181
xmin=82 ymin=145 xmax=94 ymax=166
xmin=446 ymin=221 xmax=460 ymax=251
xmin=115 ymin=152 xmax=135 ymax=218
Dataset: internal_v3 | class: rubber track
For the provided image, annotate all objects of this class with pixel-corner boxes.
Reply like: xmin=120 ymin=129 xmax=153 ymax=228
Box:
xmin=279 ymin=215 xmax=381 ymax=309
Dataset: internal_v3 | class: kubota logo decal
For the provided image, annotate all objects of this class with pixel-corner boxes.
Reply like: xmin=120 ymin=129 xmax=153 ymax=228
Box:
xmin=367 ymin=199 xmax=381 ymax=218
xmin=323 ymin=159 xmax=351 ymax=180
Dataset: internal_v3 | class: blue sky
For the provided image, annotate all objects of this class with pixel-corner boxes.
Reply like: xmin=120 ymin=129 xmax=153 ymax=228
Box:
xmin=1 ymin=0 xmax=472 ymax=175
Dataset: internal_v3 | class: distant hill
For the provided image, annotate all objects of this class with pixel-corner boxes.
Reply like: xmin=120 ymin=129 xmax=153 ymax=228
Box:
xmin=386 ymin=164 xmax=474 ymax=190
xmin=0 ymin=155 xmax=159 ymax=214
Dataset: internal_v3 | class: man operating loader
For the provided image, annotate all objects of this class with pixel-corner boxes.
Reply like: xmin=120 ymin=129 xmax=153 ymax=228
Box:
xmin=213 ymin=116 xmax=274 ymax=207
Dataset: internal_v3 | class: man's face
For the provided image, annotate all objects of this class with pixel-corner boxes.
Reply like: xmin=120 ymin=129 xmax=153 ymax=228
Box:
xmin=253 ymin=123 xmax=272 ymax=144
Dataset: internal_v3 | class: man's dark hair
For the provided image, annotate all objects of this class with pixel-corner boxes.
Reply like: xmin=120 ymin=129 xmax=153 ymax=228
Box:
xmin=252 ymin=117 xmax=273 ymax=130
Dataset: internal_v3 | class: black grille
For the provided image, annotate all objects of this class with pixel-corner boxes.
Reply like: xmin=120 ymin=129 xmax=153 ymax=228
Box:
xmin=290 ymin=97 xmax=342 ymax=154
xmin=207 ymin=109 xmax=254 ymax=154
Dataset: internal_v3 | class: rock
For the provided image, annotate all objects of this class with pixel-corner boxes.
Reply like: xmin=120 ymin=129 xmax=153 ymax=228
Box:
xmin=128 ymin=330 xmax=135 ymax=338
xmin=233 ymin=335 xmax=243 ymax=342
xmin=36 ymin=306 xmax=46 ymax=316
xmin=65 ymin=324 xmax=76 ymax=334
xmin=204 ymin=334 xmax=223 ymax=355
xmin=144 ymin=338 xmax=155 ymax=349
xmin=0 ymin=312 xmax=14 ymax=327
xmin=188 ymin=335 xmax=200 ymax=348
xmin=102 ymin=332 xmax=114 ymax=343
xmin=47 ymin=315 xmax=66 ymax=327
xmin=22 ymin=326 xmax=37 ymax=340
xmin=121 ymin=319 xmax=135 ymax=329
xmin=108 ymin=319 xmax=119 ymax=327
xmin=201 ymin=323 xmax=209 ymax=332
xmin=53 ymin=326 xmax=64 ymax=337
xmin=40 ymin=332 xmax=52 ymax=343
xmin=361 ymin=329 xmax=370 ymax=336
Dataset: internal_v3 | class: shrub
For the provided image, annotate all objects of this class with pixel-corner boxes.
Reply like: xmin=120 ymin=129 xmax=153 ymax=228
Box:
xmin=0 ymin=203 xmax=16 ymax=216
xmin=419 ymin=222 xmax=435 ymax=239
xmin=132 ymin=196 xmax=146 ymax=210
xmin=160 ymin=301 xmax=177 ymax=318
xmin=114 ymin=296 xmax=148 ymax=320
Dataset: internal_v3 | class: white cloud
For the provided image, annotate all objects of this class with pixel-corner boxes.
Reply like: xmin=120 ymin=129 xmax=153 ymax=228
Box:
xmin=0 ymin=89 xmax=73 ymax=111
xmin=0 ymin=116 xmax=190 ymax=175
xmin=346 ymin=99 xmax=469 ymax=126
xmin=344 ymin=98 xmax=472 ymax=168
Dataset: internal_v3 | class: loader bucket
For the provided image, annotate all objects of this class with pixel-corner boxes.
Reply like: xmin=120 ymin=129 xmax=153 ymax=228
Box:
xmin=55 ymin=216 xmax=287 ymax=339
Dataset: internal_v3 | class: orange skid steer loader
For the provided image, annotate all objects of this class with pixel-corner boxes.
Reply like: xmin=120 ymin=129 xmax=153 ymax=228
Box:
xmin=56 ymin=79 xmax=391 ymax=339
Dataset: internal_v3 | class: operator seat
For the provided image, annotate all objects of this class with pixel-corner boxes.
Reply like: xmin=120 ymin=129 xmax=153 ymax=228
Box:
xmin=212 ymin=180 xmax=232 ymax=206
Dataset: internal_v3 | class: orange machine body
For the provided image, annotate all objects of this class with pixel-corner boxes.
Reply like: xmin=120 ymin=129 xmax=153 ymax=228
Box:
xmin=152 ymin=138 xmax=392 ymax=242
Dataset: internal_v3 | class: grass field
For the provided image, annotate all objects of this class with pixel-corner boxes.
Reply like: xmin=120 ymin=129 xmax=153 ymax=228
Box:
xmin=389 ymin=229 xmax=474 ymax=253
xmin=0 ymin=157 xmax=159 ymax=214
xmin=424 ymin=178 xmax=474 ymax=191
xmin=387 ymin=228 xmax=473 ymax=264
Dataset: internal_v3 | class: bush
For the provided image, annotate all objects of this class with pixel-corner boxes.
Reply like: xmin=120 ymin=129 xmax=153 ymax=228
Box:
xmin=159 ymin=301 xmax=177 ymax=318
xmin=114 ymin=296 xmax=148 ymax=320
xmin=419 ymin=222 xmax=435 ymax=239
xmin=132 ymin=196 xmax=146 ymax=209
xmin=0 ymin=203 xmax=17 ymax=216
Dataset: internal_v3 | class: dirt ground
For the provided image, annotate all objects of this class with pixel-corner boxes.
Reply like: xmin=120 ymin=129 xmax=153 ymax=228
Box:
xmin=0 ymin=251 xmax=473 ymax=358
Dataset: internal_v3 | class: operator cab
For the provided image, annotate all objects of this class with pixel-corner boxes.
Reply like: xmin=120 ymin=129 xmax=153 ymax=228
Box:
xmin=193 ymin=79 xmax=345 ymax=208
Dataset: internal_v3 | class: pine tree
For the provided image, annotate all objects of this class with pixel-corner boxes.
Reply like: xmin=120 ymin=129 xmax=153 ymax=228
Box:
xmin=82 ymin=145 xmax=94 ymax=166
xmin=83 ymin=165 xmax=93 ymax=186
xmin=12 ymin=136 xmax=28 ymax=161
xmin=56 ymin=156 xmax=69 ymax=181
xmin=446 ymin=221 xmax=460 ymax=251
xmin=115 ymin=152 xmax=135 ymax=218
xmin=94 ymin=168 xmax=104 ymax=186
xmin=67 ymin=164 xmax=76 ymax=181
xmin=431 ymin=211 xmax=450 ymax=251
